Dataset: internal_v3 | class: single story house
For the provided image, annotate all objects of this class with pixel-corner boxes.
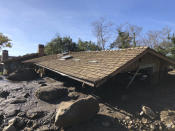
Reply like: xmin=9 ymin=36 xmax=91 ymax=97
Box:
xmin=24 ymin=46 xmax=175 ymax=87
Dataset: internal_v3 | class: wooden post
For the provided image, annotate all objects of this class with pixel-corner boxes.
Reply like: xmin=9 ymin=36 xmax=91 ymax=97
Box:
xmin=126 ymin=67 xmax=140 ymax=89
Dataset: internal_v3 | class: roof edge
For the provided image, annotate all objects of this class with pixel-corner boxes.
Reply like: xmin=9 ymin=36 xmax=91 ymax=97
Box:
xmin=95 ymin=47 xmax=175 ymax=87
xmin=35 ymin=63 xmax=95 ymax=87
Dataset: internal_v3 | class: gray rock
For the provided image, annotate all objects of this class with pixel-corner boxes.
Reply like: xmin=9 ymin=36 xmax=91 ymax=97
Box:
xmin=55 ymin=96 xmax=99 ymax=128
xmin=12 ymin=117 xmax=26 ymax=129
xmin=35 ymin=86 xmax=68 ymax=102
xmin=23 ymin=93 xmax=30 ymax=98
xmin=26 ymin=110 xmax=45 ymax=119
xmin=17 ymin=112 xmax=26 ymax=117
xmin=10 ymin=97 xmax=26 ymax=104
xmin=0 ymin=91 xmax=9 ymax=98
xmin=142 ymin=106 xmax=156 ymax=119
xmin=6 ymin=109 xmax=19 ymax=117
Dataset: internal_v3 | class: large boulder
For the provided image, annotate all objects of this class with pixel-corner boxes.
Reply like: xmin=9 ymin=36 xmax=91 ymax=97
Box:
xmin=55 ymin=96 xmax=99 ymax=128
xmin=35 ymin=86 xmax=68 ymax=102
xmin=7 ymin=68 xmax=38 ymax=81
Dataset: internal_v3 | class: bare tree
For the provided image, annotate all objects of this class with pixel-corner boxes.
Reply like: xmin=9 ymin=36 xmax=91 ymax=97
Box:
xmin=142 ymin=26 xmax=172 ymax=48
xmin=126 ymin=24 xmax=142 ymax=47
xmin=92 ymin=17 xmax=113 ymax=50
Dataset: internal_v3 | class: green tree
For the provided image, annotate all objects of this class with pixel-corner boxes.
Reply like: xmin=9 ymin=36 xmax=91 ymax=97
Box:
xmin=44 ymin=35 xmax=78 ymax=55
xmin=77 ymin=39 xmax=101 ymax=51
xmin=156 ymin=33 xmax=175 ymax=59
xmin=110 ymin=30 xmax=132 ymax=49
xmin=169 ymin=34 xmax=175 ymax=58
xmin=0 ymin=33 xmax=12 ymax=50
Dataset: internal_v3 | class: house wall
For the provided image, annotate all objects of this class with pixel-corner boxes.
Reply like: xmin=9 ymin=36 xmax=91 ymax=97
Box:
xmin=3 ymin=61 xmax=22 ymax=74
xmin=121 ymin=53 xmax=169 ymax=84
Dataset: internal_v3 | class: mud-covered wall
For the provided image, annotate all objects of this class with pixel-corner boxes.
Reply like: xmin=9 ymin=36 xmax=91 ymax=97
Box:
xmin=3 ymin=61 xmax=23 ymax=74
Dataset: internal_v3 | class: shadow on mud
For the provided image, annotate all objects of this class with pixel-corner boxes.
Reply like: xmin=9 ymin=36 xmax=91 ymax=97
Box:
xmin=94 ymin=73 xmax=175 ymax=114
xmin=65 ymin=114 xmax=127 ymax=131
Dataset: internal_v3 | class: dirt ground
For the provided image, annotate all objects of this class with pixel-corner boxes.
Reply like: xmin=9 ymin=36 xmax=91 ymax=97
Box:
xmin=1 ymin=71 xmax=175 ymax=131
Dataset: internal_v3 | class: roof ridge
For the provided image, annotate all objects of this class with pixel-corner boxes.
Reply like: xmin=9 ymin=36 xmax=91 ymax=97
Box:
xmin=69 ymin=46 xmax=149 ymax=54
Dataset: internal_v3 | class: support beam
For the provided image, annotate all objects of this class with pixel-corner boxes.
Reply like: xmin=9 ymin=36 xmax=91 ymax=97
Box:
xmin=126 ymin=67 xmax=140 ymax=89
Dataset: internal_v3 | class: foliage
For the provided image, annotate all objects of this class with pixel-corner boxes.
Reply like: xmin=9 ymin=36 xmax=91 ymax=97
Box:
xmin=155 ymin=33 xmax=175 ymax=59
xmin=117 ymin=23 xmax=142 ymax=47
xmin=45 ymin=36 xmax=100 ymax=55
xmin=77 ymin=39 xmax=101 ymax=51
xmin=0 ymin=33 xmax=12 ymax=50
xmin=44 ymin=35 xmax=78 ymax=55
xmin=110 ymin=30 xmax=132 ymax=49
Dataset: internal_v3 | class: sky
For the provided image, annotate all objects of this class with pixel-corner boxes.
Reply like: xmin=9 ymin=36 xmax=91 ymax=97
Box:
xmin=0 ymin=0 xmax=175 ymax=56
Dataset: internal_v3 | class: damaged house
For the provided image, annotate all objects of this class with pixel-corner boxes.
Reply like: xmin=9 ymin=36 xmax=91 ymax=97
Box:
xmin=24 ymin=46 xmax=175 ymax=88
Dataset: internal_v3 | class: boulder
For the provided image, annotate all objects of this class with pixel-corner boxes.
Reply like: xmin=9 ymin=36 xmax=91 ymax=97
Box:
xmin=35 ymin=86 xmax=68 ymax=102
xmin=5 ymin=109 xmax=20 ymax=118
xmin=142 ymin=106 xmax=156 ymax=119
xmin=7 ymin=68 xmax=38 ymax=81
xmin=0 ymin=91 xmax=9 ymax=98
xmin=55 ymin=96 xmax=99 ymax=128
xmin=10 ymin=97 xmax=26 ymax=104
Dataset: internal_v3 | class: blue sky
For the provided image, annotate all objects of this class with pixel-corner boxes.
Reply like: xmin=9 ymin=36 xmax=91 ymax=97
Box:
xmin=0 ymin=0 xmax=175 ymax=56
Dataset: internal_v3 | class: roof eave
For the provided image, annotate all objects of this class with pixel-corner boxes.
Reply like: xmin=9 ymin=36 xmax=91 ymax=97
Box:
xmin=34 ymin=63 xmax=95 ymax=87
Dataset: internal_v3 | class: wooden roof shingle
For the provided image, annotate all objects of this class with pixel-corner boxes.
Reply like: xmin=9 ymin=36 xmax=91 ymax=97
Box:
xmin=24 ymin=47 xmax=175 ymax=87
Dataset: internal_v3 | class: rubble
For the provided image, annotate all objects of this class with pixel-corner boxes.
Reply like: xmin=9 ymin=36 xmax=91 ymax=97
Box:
xmin=0 ymin=74 xmax=175 ymax=131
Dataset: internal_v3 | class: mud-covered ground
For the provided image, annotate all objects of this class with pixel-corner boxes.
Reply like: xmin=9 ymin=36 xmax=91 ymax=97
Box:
xmin=1 ymin=71 xmax=175 ymax=131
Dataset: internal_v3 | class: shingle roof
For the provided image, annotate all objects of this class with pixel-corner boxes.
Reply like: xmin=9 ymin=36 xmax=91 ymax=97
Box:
xmin=24 ymin=47 xmax=175 ymax=87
